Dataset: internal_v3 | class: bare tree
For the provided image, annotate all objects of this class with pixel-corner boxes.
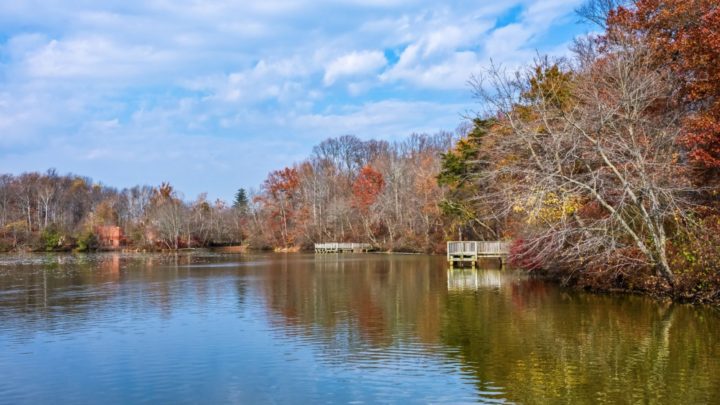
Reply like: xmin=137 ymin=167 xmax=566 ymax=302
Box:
xmin=0 ymin=175 xmax=12 ymax=228
xmin=152 ymin=198 xmax=186 ymax=250
xmin=576 ymin=0 xmax=626 ymax=28
xmin=472 ymin=42 xmax=690 ymax=285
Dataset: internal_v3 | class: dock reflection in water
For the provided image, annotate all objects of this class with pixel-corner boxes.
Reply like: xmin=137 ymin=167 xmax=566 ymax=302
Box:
xmin=447 ymin=268 xmax=508 ymax=291
xmin=0 ymin=253 xmax=718 ymax=404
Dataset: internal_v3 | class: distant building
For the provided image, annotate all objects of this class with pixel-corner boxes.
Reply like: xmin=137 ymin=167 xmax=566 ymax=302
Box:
xmin=96 ymin=225 xmax=123 ymax=248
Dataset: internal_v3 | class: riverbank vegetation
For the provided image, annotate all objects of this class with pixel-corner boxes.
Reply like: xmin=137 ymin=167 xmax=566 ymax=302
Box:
xmin=439 ymin=0 xmax=720 ymax=301
xmin=0 ymin=0 xmax=718 ymax=302
xmin=0 ymin=172 xmax=247 ymax=252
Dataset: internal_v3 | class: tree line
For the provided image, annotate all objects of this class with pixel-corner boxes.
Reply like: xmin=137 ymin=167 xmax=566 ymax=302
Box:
xmin=0 ymin=170 xmax=247 ymax=251
xmin=249 ymin=133 xmax=453 ymax=252
xmin=0 ymin=133 xmax=454 ymax=254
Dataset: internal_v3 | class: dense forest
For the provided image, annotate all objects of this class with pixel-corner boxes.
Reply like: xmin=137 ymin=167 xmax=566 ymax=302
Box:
xmin=0 ymin=0 xmax=718 ymax=301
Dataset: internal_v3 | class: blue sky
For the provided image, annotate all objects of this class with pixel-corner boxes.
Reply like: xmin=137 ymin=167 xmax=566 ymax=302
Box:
xmin=0 ymin=0 xmax=588 ymax=201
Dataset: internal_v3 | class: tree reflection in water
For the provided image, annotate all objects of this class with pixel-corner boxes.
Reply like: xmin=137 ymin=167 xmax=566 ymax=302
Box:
xmin=259 ymin=254 xmax=720 ymax=404
xmin=0 ymin=253 xmax=717 ymax=404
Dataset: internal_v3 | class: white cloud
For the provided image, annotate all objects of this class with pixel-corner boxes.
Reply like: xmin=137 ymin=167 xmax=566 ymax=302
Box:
xmin=290 ymin=99 xmax=464 ymax=140
xmin=323 ymin=50 xmax=387 ymax=86
xmin=24 ymin=37 xmax=174 ymax=80
xmin=0 ymin=0 xmax=589 ymax=199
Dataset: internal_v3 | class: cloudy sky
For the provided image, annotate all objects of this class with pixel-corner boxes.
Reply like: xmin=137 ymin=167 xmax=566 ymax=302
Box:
xmin=0 ymin=0 xmax=587 ymax=201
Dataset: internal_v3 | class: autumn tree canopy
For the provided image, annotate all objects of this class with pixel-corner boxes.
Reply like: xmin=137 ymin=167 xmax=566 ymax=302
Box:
xmin=352 ymin=165 xmax=384 ymax=214
xmin=608 ymin=0 xmax=720 ymax=169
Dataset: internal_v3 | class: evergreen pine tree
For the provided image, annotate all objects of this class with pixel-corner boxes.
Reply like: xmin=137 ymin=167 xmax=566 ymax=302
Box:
xmin=233 ymin=188 xmax=248 ymax=212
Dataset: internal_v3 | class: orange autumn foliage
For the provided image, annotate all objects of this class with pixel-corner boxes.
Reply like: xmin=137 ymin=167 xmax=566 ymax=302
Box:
xmin=261 ymin=167 xmax=301 ymax=247
xmin=608 ymin=0 xmax=720 ymax=168
xmin=264 ymin=167 xmax=300 ymax=199
xmin=352 ymin=165 xmax=384 ymax=214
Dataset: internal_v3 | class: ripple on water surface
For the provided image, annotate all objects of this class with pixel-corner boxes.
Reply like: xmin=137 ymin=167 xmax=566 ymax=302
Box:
xmin=0 ymin=252 xmax=718 ymax=404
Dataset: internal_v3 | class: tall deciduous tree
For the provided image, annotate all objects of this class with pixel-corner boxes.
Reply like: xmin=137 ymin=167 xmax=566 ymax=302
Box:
xmin=352 ymin=165 xmax=385 ymax=244
xmin=352 ymin=166 xmax=384 ymax=214
xmin=261 ymin=167 xmax=301 ymax=248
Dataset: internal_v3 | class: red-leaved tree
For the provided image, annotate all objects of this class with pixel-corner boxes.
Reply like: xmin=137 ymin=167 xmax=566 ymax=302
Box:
xmin=608 ymin=0 xmax=720 ymax=170
xmin=352 ymin=165 xmax=384 ymax=243
xmin=262 ymin=167 xmax=300 ymax=248
xmin=352 ymin=165 xmax=384 ymax=214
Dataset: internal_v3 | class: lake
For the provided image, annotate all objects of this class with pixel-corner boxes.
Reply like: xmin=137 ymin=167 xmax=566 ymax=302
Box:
xmin=0 ymin=253 xmax=718 ymax=404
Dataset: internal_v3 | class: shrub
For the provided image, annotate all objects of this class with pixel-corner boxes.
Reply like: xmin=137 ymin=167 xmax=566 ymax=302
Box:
xmin=40 ymin=227 xmax=62 ymax=252
xmin=508 ymin=239 xmax=543 ymax=271
xmin=76 ymin=231 xmax=99 ymax=252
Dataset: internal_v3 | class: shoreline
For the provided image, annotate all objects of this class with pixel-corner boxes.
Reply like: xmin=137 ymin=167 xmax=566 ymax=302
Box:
xmin=1 ymin=249 xmax=717 ymax=306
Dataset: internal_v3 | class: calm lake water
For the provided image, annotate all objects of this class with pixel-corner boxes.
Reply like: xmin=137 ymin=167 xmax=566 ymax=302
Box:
xmin=0 ymin=253 xmax=718 ymax=404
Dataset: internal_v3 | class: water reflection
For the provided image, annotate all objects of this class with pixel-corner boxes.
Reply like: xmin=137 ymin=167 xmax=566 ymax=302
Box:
xmin=0 ymin=253 xmax=718 ymax=404
xmin=447 ymin=268 xmax=510 ymax=291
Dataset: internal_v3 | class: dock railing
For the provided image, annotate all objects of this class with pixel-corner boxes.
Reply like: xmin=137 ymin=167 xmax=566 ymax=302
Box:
xmin=315 ymin=243 xmax=373 ymax=253
xmin=447 ymin=241 xmax=510 ymax=267
xmin=447 ymin=241 xmax=478 ymax=257
xmin=476 ymin=241 xmax=510 ymax=256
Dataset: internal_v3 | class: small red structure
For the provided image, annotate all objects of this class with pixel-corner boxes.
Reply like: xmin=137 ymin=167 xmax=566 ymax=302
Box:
xmin=96 ymin=226 xmax=123 ymax=248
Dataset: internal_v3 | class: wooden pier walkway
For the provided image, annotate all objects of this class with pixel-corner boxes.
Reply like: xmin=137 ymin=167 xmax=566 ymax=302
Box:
xmin=314 ymin=243 xmax=373 ymax=253
xmin=447 ymin=241 xmax=510 ymax=268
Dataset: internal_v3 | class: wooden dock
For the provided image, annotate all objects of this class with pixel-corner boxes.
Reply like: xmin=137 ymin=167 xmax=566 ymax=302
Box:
xmin=315 ymin=243 xmax=373 ymax=253
xmin=447 ymin=241 xmax=510 ymax=268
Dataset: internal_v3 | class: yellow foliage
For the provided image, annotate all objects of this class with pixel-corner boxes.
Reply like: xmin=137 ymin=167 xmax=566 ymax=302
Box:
xmin=514 ymin=191 xmax=582 ymax=224
xmin=4 ymin=220 xmax=27 ymax=231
